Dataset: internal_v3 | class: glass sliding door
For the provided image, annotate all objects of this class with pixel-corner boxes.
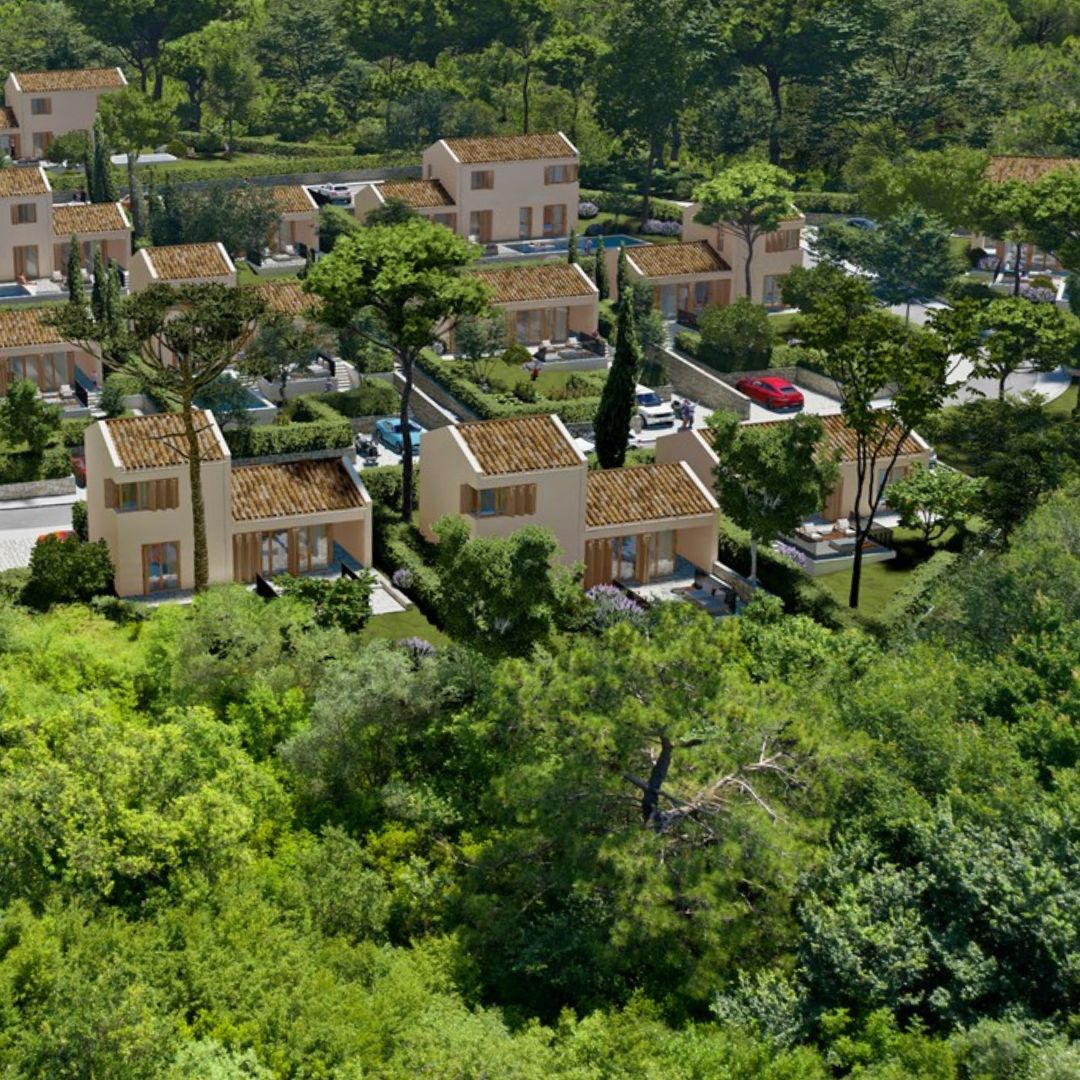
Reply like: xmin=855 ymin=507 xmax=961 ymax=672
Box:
xmin=143 ymin=542 xmax=180 ymax=593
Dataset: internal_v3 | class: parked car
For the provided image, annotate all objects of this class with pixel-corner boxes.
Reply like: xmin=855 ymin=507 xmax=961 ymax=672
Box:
xmin=735 ymin=376 xmax=805 ymax=410
xmin=70 ymin=455 xmax=86 ymax=487
xmin=375 ymin=417 xmax=424 ymax=453
xmin=846 ymin=217 xmax=877 ymax=231
xmin=635 ymin=384 xmax=676 ymax=428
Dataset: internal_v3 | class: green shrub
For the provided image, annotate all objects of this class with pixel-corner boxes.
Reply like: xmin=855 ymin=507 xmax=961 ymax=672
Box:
xmin=59 ymin=418 xmax=93 ymax=448
xmin=374 ymin=520 xmax=442 ymax=620
xmin=502 ymin=342 xmax=532 ymax=366
xmin=674 ymin=329 xmax=700 ymax=358
xmin=362 ymin=464 xmax=417 ymax=512
xmin=277 ymin=573 xmax=374 ymax=633
xmin=0 ymin=446 xmax=72 ymax=485
xmin=598 ymin=300 xmax=617 ymax=341
xmin=312 ymin=381 xmax=399 ymax=418
xmin=881 ymin=550 xmax=960 ymax=626
xmin=944 ymin=276 xmax=996 ymax=304
xmin=90 ymin=594 xmax=148 ymax=625
xmin=0 ymin=568 xmax=30 ymax=603
xmin=697 ymin=299 xmax=775 ymax=372
xmin=512 ymin=381 xmax=538 ymax=403
xmin=578 ymin=188 xmax=684 ymax=222
xmin=224 ymin=417 xmax=351 ymax=458
xmin=98 ymin=374 xmax=131 ymax=418
xmin=24 ymin=536 xmax=114 ymax=609
xmin=285 ymin=395 xmax=344 ymax=424
xmin=71 ymin=500 xmax=88 ymax=542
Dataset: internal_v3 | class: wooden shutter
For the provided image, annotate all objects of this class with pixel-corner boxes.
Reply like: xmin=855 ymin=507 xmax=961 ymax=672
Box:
xmin=167 ymin=477 xmax=179 ymax=509
xmin=524 ymin=484 xmax=536 ymax=515
xmin=460 ymin=484 xmax=476 ymax=514
xmin=103 ymin=478 xmax=116 ymax=509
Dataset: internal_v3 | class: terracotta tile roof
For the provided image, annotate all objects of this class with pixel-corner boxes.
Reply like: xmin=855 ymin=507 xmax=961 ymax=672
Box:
xmin=0 ymin=307 xmax=66 ymax=349
xmin=52 ymin=201 xmax=129 ymax=236
xmin=475 ymin=263 xmax=596 ymax=304
xmin=270 ymin=185 xmax=316 ymax=214
xmin=145 ymin=243 xmax=233 ymax=281
xmin=105 ymin=411 xmax=226 ymax=470
xmin=231 ymin=458 xmax=366 ymax=522
xmin=747 ymin=413 xmax=927 ymax=464
xmin=0 ymin=166 xmax=48 ymax=197
xmin=252 ymin=280 xmax=321 ymax=317
xmin=987 ymin=155 xmax=1080 ymax=184
xmin=456 ymin=415 xmax=582 ymax=475
xmin=443 ymin=132 xmax=575 ymax=163
xmin=14 ymin=68 xmax=126 ymax=92
xmin=627 ymin=240 xmax=731 ymax=277
xmin=586 ymin=463 xmax=716 ymax=529
xmin=0 ymin=106 xmax=16 ymax=130
xmin=378 ymin=179 xmax=454 ymax=208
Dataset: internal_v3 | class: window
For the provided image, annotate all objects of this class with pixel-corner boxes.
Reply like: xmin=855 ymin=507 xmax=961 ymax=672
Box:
xmin=552 ymin=307 xmax=568 ymax=342
xmin=460 ymin=483 xmax=537 ymax=518
xmin=105 ymin=478 xmax=180 ymax=513
xmin=262 ymin=530 xmax=291 ymax=576
xmin=514 ymin=309 xmax=543 ymax=343
xmin=765 ymin=228 xmax=800 ymax=253
xmin=432 ymin=212 xmax=456 ymax=230
xmin=518 ymin=206 xmax=533 ymax=239
xmin=297 ymin=525 xmax=330 ymax=572
xmin=30 ymin=98 xmax=51 ymax=116
xmin=470 ymin=170 xmax=494 ymax=190
xmin=143 ymin=542 xmax=179 ymax=593
xmin=10 ymin=203 xmax=37 ymax=225
xmin=468 ymin=209 xmax=492 ymax=242
xmin=542 ymin=204 xmax=566 ymax=237
xmin=31 ymin=132 xmax=51 ymax=157
xmin=763 ymin=275 xmax=785 ymax=310
xmin=544 ymin=163 xmax=578 ymax=184
xmin=12 ymin=245 xmax=38 ymax=279
xmin=9 ymin=356 xmax=37 ymax=385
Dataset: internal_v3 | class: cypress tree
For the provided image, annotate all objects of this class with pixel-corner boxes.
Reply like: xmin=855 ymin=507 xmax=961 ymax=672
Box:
xmin=104 ymin=263 xmax=122 ymax=333
xmin=90 ymin=249 xmax=108 ymax=322
xmin=66 ymin=236 xmax=85 ymax=305
xmin=616 ymin=242 xmax=629 ymax=307
xmin=128 ymin=162 xmax=146 ymax=252
xmin=594 ymin=241 xmax=609 ymax=300
xmin=567 ymin=227 xmax=578 ymax=266
xmin=82 ymin=147 xmax=95 ymax=200
xmin=593 ymin=292 xmax=640 ymax=469
xmin=92 ymin=117 xmax=116 ymax=203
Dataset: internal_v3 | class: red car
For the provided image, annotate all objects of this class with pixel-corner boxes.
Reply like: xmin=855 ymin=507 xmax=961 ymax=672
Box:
xmin=70 ymin=455 xmax=86 ymax=487
xmin=736 ymin=376 xmax=804 ymax=410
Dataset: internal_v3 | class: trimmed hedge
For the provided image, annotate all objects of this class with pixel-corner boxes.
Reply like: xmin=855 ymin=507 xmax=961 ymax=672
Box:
xmin=59 ymin=417 xmax=94 ymax=448
xmin=881 ymin=550 xmax=959 ymax=626
xmin=285 ymin=396 xmax=344 ymax=425
xmin=416 ymin=351 xmax=601 ymax=423
xmin=177 ymin=133 xmax=361 ymax=158
xmin=50 ymin=152 xmax=410 ymax=191
xmin=0 ymin=446 xmax=71 ymax=485
xmin=673 ymin=329 xmax=700 ymax=359
xmin=313 ymin=381 xmax=400 ymax=418
xmin=578 ymin=188 xmax=685 ymax=223
xmin=224 ymin=417 xmax=351 ymax=457
xmin=791 ymin=191 xmax=860 ymax=214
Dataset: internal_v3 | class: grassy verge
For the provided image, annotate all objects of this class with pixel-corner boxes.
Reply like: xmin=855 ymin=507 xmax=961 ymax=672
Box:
xmin=358 ymin=608 xmax=451 ymax=647
xmin=1044 ymin=379 xmax=1078 ymax=417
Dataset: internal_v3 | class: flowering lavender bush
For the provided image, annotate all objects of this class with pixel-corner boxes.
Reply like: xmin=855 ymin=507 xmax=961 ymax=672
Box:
xmin=391 ymin=567 xmax=415 ymax=591
xmin=578 ymin=201 xmax=599 ymax=219
xmin=773 ymin=540 xmax=810 ymax=571
xmin=640 ymin=219 xmax=682 ymax=236
xmin=1020 ymin=284 xmax=1057 ymax=304
xmin=398 ymin=636 xmax=436 ymax=663
xmin=586 ymin=584 xmax=647 ymax=631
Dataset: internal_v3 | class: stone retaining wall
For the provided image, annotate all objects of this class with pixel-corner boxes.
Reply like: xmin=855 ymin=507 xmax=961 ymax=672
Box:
xmin=659 ymin=347 xmax=751 ymax=419
xmin=0 ymin=476 xmax=76 ymax=501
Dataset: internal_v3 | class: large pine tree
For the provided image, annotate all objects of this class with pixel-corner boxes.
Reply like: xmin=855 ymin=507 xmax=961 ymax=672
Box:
xmin=593 ymin=293 xmax=639 ymax=468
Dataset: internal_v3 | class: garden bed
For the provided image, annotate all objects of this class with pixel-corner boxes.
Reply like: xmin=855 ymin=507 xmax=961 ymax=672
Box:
xmin=416 ymin=351 xmax=605 ymax=423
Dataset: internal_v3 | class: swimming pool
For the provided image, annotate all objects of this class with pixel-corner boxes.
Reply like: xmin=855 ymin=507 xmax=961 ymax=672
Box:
xmin=0 ymin=284 xmax=31 ymax=299
xmin=501 ymin=234 xmax=647 ymax=256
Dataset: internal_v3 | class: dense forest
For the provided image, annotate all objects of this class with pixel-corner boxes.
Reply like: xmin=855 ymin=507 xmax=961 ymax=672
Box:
xmin=0 ymin=471 xmax=1073 ymax=1075
xmin=3 ymin=0 xmax=1080 ymax=189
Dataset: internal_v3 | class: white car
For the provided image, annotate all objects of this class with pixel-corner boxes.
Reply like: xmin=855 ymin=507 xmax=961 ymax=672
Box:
xmin=635 ymin=385 xmax=675 ymax=428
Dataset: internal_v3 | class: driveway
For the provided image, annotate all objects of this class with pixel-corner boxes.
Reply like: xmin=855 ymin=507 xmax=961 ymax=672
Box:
xmin=0 ymin=494 xmax=77 ymax=571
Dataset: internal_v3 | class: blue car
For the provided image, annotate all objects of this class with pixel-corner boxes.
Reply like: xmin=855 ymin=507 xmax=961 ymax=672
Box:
xmin=375 ymin=416 xmax=423 ymax=454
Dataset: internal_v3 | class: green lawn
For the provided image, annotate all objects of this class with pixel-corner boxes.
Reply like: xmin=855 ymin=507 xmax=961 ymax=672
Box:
xmin=769 ymin=312 xmax=799 ymax=336
xmin=1044 ymin=379 xmax=1078 ymax=416
xmin=447 ymin=359 xmax=605 ymax=397
xmin=814 ymin=559 xmax=914 ymax=625
xmin=358 ymin=608 xmax=451 ymax=647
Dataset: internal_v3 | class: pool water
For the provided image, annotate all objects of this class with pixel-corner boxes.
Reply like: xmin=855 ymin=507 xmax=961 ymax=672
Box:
xmin=501 ymin=234 xmax=647 ymax=255
xmin=0 ymin=284 xmax=30 ymax=299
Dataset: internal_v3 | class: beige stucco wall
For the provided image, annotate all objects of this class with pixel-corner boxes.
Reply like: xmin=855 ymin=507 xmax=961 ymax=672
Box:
xmin=681 ymin=205 xmax=804 ymax=305
xmin=655 ymin=429 xmax=719 ymax=491
xmin=6 ymin=72 xmax=127 ymax=159
xmin=1 ymin=184 xmax=54 ymax=280
xmin=422 ymin=141 xmax=578 ymax=243
xmin=277 ymin=210 xmax=318 ymax=253
xmin=85 ymin=419 xmax=233 ymax=597
xmin=418 ymin=424 xmax=589 ymax=564
xmin=825 ymin=450 xmax=931 ymax=521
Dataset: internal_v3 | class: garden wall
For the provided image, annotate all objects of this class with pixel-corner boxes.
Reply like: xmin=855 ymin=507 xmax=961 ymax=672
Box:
xmin=0 ymin=477 xmax=76 ymax=500
xmin=659 ymin=346 xmax=751 ymax=419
